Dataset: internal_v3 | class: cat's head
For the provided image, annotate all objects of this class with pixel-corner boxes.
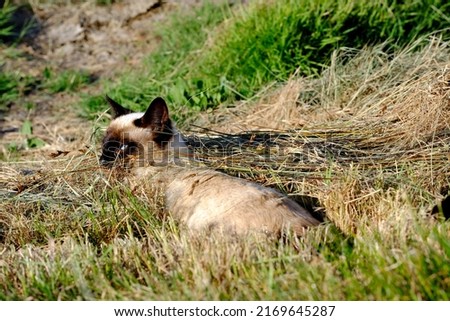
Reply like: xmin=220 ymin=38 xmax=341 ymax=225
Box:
xmin=100 ymin=95 xmax=187 ymax=167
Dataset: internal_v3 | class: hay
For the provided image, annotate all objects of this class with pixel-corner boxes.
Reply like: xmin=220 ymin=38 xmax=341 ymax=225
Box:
xmin=1 ymin=38 xmax=450 ymax=236
xmin=186 ymin=37 xmax=450 ymax=229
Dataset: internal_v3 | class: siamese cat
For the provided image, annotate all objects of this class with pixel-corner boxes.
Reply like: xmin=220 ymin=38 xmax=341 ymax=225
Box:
xmin=100 ymin=95 xmax=320 ymax=236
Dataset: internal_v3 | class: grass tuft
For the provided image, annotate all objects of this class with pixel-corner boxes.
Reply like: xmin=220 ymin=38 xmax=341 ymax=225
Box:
xmin=186 ymin=0 xmax=450 ymax=108
xmin=42 ymin=68 xmax=94 ymax=94
xmin=0 ymin=71 xmax=38 ymax=110
xmin=0 ymin=1 xmax=16 ymax=41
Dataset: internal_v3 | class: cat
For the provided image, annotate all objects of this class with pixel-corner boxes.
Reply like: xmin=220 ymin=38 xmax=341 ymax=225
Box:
xmin=100 ymin=95 xmax=321 ymax=236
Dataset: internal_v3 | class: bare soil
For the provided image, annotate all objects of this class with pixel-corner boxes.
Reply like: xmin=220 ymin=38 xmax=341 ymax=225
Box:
xmin=1 ymin=0 xmax=213 ymax=159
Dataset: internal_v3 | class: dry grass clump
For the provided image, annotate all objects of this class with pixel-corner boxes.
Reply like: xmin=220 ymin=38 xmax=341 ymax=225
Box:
xmin=216 ymin=36 xmax=450 ymax=136
xmin=190 ymin=37 xmax=450 ymax=231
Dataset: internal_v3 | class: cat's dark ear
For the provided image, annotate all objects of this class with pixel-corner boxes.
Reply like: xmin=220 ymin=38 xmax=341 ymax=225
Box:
xmin=134 ymin=97 xmax=170 ymax=132
xmin=105 ymin=95 xmax=132 ymax=118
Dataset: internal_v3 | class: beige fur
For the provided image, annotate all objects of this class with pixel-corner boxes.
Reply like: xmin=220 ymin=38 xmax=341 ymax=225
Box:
xmin=101 ymin=96 xmax=321 ymax=236
xmin=132 ymin=166 xmax=320 ymax=236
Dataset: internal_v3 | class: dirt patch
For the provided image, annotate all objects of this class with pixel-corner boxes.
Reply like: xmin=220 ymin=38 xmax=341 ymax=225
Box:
xmin=32 ymin=0 xmax=165 ymax=75
xmin=1 ymin=0 xmax=216 ymax=160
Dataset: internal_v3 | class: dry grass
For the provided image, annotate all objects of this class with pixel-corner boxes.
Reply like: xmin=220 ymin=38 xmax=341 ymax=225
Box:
xmin=0 ymin=38 xmax=449 ymax=300
xmin=192 ymin=37 xmax=450 ymax=231
xmin=209 ymin=37 xmax=450 ymax=132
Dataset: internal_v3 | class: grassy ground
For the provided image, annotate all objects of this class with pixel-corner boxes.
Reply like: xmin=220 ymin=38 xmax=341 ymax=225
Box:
xmin=83 ymin=0 xmax=450 ymax=117
xmin=1 ymin=0 xmax=449 ymax=300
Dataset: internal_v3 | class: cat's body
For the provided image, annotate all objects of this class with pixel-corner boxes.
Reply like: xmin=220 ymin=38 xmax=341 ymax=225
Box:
xmin=101 ymin=96 xmax=321 ymax=236
xmin=132 ymin=166 xmax=319 ymax=235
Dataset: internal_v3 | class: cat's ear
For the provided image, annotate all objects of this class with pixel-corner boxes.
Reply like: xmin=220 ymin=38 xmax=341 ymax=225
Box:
xmin=105 ymin=95 xmax=132 ymax=118
xmin=134 ymin=97 xmax=170 ymax=132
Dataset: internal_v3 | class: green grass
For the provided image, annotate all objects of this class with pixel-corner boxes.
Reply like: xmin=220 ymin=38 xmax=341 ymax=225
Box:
xmin=189 ymin=0 xmax=450 ymax=106
xmin=81 ymin=1 xmax=232 ymax=121
xmin=0 ymin=1 xmax=16 ymax=41
xmin=0 ymin=67 xmax=93 ymax=112
xmin=0 ymin=0 xmax=38 ymax=44
xmin=82 ymin=0 xmax=450 ymax=119
xmin=42 ymin=68 xmax=94 ymax=94
xmin=1 ymin=172 xmax=448 ymax=300
xmin=0 ymin=72 xmax=19 ymax=110
xmin=0 ymin=71 xmax=38 ymax=110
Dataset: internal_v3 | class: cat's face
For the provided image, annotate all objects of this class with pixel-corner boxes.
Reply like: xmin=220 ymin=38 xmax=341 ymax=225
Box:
xmin=100 ymin=96 xmax=185 ymax=167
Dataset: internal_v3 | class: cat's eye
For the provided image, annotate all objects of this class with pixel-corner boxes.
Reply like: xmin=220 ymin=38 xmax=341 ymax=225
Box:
xmin=100 ymin=140 xmax=139 ymax=166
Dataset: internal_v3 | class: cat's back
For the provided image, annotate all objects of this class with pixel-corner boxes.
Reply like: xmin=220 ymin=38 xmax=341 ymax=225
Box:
xmin=165 ymin=168 xmax=320 ymax=235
